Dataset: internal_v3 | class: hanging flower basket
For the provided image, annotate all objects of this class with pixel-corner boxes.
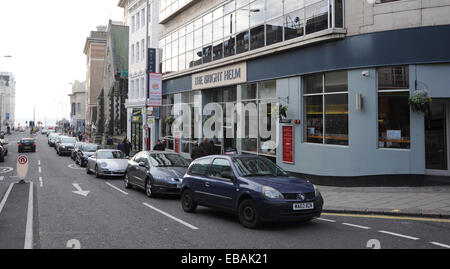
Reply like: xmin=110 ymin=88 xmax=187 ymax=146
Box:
xmin=165 ymin=116 xmax=175 ymax=126
xmin=278 ymin=104 xmax=290 ymax=123
xmin=408 ymin=90 xmax=432 ymax=113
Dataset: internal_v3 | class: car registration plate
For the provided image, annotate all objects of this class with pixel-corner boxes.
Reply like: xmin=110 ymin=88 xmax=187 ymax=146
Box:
xmin=25 ymin=146 xmax=31 ymax=149
xmin=293 ymin=202 xmax=314 ymax=211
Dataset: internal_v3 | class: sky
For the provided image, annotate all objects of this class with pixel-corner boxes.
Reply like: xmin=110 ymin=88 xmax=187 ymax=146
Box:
xmin=0 ymin=0 xmax=124 ymax=126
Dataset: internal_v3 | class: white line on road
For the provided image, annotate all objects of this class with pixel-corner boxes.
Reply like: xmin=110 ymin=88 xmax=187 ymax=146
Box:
xmin=24 ymin=182 xmax=34 ymax=249
xmin=38 ymin=160 xmax=41 ymax=165
xmin=0 ymin=183 xmax=14 ymax=215
xmin=430 ymin=242 xmax=450 ymax=249
xmin=106 ymin=182 xmax=128 ymax=195
xmin=39 ymin=177 xmax=43 ymax=187
xmin=378 ymin=230 xmax=419 ymax=241
xmin=317 ymin=218 xmax=336 ymax=223
xmin=342 ymin=223 xmax=371 ymax=230
xmin=143 ymin=202 xmax=199 ymax=230
xmin=38 ymin=167 xmax=42 ymax=174
xmin=0 ymin=176 xmax=4 ymax=181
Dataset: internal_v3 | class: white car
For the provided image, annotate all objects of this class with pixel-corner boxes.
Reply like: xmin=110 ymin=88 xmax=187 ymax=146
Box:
xmin=86 ymin=150 xmax=129 ymax=178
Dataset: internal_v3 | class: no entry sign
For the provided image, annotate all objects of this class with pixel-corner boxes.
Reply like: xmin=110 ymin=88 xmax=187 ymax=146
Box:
xmin=17 ymin=155 xmax=29 ymax=180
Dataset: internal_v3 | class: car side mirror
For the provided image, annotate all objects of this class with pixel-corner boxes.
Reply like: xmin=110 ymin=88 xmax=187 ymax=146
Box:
xmin=138 ymin=162 xmax=147 ymax=168
xmin=221 ymin=171 xmax=235 ymax=181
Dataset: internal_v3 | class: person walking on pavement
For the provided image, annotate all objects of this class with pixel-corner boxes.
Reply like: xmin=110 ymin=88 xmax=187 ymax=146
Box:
xmin=106 ymin=136 xmax=114 ymax=149
xmin=123 ymin=138 xmax=132 ymax=157
xmin=200 ymin=137 xmax=214 ymax=156
xmin=153 ymin=140 xmax=165 ymax=151
xmin=118 ymin=138 xmax=125 ymax=153
xmin=191 ymin=141 xmax=204 ymax=160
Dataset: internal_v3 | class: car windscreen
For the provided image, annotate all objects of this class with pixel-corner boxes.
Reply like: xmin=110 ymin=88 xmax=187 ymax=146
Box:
xmin=97 ymin=151 xmax=126 ymax=159
xmin=82 ymin=144 xmax=97 ymax=152
xmin=232 ymin=157 xmax=288 ymax=177
xmin=61 ymin=138 xmax=77 ymax=143
xmin=149 ymin=153 xmax=189 ymax=167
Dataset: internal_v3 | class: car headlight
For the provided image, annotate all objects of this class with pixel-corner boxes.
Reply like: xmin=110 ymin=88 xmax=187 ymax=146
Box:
xmin=313 ymin=185 xmax=321 ymax=197
xmin=100 ymin=162 xmax=108 ymax=168
xmin=61 ymin=146 xmax=66 ymax=149
xmin=262 ymin=186 xmax=284 ymax=199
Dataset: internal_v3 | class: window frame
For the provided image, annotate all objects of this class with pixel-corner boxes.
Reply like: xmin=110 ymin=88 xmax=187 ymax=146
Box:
xmin=209 ymin=158 xmax=235 ymax=182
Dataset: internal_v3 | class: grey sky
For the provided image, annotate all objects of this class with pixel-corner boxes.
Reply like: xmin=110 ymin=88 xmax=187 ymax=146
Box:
xmin=0 ymin=0 xmax=124 ymax=126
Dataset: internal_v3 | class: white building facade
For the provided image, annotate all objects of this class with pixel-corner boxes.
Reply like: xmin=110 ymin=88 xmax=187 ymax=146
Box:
xmin=69 ymin=80 xmax=87 ymax=133
xmin=0 ymin=72 xmax=16 ymax=130
xmin=119 ymin=0 xmax=161 ymax=152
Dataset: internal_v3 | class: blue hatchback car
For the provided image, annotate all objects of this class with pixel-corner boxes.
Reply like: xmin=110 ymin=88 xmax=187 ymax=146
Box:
xmin=181 ymin=155 xmax=324 ymax=228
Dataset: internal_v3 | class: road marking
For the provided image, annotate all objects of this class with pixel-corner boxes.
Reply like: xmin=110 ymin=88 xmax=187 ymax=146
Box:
xmin=378 ymin=230 xmax=419 ymax=241
xmin=322 ymin=213 xmax=450 ymax=223
xmin=0 ymin=167 xmax=14 ymax=174
xmin=24 ymin=182 xmax=34 ymax=249
xmin=0 ymin=176 xmax=4 ymax=181
xmin=317 ymin=218 xmax=336 ymax=223
xmin=72 ymin=183 xmax=90 ymax=197
xmin=430 ymin=242 xmax=450 ymax=249
xmin=38 ymin=160 xmax=41 ymax=165
xmin=342 ymin=223 xmax=371 ymax=230
xmin=0 ymin=183 xmax=14 ymax=215
xmin=38 ymin=167 xmax=42 ymax=174
xmin=106 ymin=182 xmax=128 ymax=195
xmin=39 ymin=177 xmax=43 ymax=187
xmin=143 ymin=202 xmax=199 ymax=230
xmin=66 ymin=239 xmax=81 ymax=249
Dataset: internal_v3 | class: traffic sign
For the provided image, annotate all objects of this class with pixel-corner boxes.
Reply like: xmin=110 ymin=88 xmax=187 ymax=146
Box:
xmin=17 ymin=155 xmax=29 ymax=181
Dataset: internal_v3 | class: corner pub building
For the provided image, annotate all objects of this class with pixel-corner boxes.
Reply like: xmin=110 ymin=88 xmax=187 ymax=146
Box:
xmin=157 ymin=0 xmax=450 ymax=185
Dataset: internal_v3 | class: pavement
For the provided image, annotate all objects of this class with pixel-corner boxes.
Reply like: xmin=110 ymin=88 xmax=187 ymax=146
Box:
xmin=319 ymin=185 xmax=450 ymax=218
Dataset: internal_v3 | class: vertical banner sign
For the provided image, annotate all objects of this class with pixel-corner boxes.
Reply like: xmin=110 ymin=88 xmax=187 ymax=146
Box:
xmin=175 ymin=133 xmax=180 ymax=154
xmin=147 ymin=48 xmax=156 ymax=73
xmin=149 ymin=73 xmax=162 ymax=107
xmin=17 ymin=155 xmax=29 ymax=180
xmin=283 ymin=126 xmax=294 ymax=164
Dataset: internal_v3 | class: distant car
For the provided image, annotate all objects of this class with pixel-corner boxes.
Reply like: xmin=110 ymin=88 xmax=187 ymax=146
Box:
xmin=71 ymin=142 xmax=85 ymax=161
xmin=180 ymin=155 xmax=324 ymax=228
xmin=55 ymin=136 xmax=77 ymax=156
xmin=124 ymin=151 xmax=189 ymax=198
xmin=76 ymin=143 xmax=100 ymax=167
xmin=41 ymin=129 xmax=48 ymax=135
xmin=18 ymin=127 xmax=25 ymax=132
xmin=86 ymin=150 xmax=129 ymax=178
xmin=46 ymin=129 xmax=55 ymax=137
xmin=18 ymin=138 xmax=36 ymax=153
xmin=48 ymin=133 xmax=60 ymax=147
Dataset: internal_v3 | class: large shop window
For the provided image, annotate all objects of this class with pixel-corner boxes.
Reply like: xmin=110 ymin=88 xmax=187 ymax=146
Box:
xmin=241 ymin=81 xmax=277 ymax=157
xmin=378 ymin=66 xmax=410 ymax=149
xmin=161 ymin=94 xmax=175 ymax=151
xmin=304 ymin=71 xmax=349 ymax=146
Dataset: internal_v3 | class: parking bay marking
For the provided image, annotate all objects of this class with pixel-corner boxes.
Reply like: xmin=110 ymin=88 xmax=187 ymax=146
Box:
xmin=342 ymin=223 xmax=371 ymax=230
xmin=317 ymin=218 xmax=336 ymax=223
xmin=0 ymin=176 xmax=4 ymax=181
xmin=430 ymin=242 xmax=450 ymax=249
xmin=143 ymin=203 xmax=199 ymax=230
xmin=24 ymin=182 xmax=34 ymax=249
xmin=0 ymin=183 xmax=15 ymax=215
xmin=378 ymin=230 xmax=419 ymax=241
xmin=106 ymin=182 xmax=128 ymax=195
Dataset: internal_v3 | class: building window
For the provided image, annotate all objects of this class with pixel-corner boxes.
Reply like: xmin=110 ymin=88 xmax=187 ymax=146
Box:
xmin=77 ymin=103 xmax=81 ymax=113
xmin=304 ymin=71 xmax=349 ymax=146
xmin=162 ymin=94 xmax=175 ymax=151
xmin=141 ymin=40 xmax=145 ymax=62
xmin=136 ymin=42 xmax=140 ymax=62
xmin=241 ymin=81 xmax=277 ymax=157
xmin=131 ymin=16 xmax=135 ymax=32
xmin=136 ymin=12 xmax=140 ymax=31
xmin=142 ymin=8 xmax=146 ymax=27
xmin=131 ymin=44 xmax=135 ymax=64
xmin=378 ymin=66 xmax=410 ymax=149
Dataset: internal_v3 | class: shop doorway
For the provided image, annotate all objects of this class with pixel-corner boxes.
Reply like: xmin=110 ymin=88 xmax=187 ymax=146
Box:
xmin=425 ymin=100 xmax=450 ymax=175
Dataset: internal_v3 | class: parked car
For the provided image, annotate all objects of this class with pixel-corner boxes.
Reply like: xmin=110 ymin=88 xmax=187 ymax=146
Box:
xmin=124 ymin=151 xmax=190 ymax=197
xmin=86 ymin=150 xmax=129 ymax=178
xmin=18 ymin=138 xmax=36 ymax=153
xmin=76 ymin=143 xmax=100 ymax=166
xmin=55 ymin=136 xmax=77 ymax=156
xmin=46 ymin=129 xmax=55 ymax=137
xmin=180 ymin=155 xmax=324 ymax=228
xmin=0 ymin=139 xmax=9 ymax=162
xmin=48 ymin=132 xmax=60 ymax=147
xmin=71 ymin=142 xmax=85 ymax=161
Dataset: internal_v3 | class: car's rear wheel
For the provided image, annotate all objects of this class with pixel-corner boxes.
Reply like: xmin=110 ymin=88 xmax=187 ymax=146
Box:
xmin=124 ymin=173 xmax=132 ymax=189
xmin=181 ymin=189 xmax=197 ymax=213
xmin=238 ymin=199 xmax=261 ymax=229
xmin=86 ymin=165 xmax=92 ymax=174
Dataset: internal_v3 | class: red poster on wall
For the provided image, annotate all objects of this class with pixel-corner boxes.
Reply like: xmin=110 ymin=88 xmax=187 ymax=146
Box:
xmin=283 ymin=126 xmax=294 ymax=164
xmin=175 ymin=135 xmax=179 ymax=153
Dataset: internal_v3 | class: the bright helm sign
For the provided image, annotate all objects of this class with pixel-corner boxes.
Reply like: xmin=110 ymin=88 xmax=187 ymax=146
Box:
xmin=17 ymin=155 xmax=29 ymax=180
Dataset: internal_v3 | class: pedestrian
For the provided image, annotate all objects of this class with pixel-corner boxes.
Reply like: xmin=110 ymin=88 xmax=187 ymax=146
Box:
xmin=123 ymin=138 xmax=132 ymax=157
xmin=153 ymin=140 xmax=165 ymax=151
xmin=199 ymin=137 xmax=214 ymax=156
xmin=106 ymin=136 xmax=114 ymax=149
xmin=191 ymin=141 xmax=203 ymax=160
xmin=118 ymin=138 xmax=125 ymax=153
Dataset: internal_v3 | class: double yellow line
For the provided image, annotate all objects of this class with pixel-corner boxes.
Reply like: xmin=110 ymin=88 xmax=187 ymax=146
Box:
xmin=322 ymin=213 xmax=450 ymax=223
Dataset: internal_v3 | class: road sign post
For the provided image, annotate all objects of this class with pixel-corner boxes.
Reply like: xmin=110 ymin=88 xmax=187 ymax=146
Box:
xmin=17 ymin=155 xmax=29 ymax=184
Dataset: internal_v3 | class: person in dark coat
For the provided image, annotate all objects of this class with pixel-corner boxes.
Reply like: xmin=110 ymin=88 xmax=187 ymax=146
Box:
xmin=199 ymin=137 xmax=214 ymax=156
xmin=118 ymin=139 xmax=125 ymax=153
xmin=191 ymin=141 xmax=204 ymax=160
xmin=123 ymin=138 xmax=132 ymax=157
xmin=153 ymin=140 xmax=166 ymax=151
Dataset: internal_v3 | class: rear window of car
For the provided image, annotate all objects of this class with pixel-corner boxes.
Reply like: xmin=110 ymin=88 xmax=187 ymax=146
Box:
xmin=188 ymin=158 xmax=212 ymax=176
xmin=21 ymin=139 xmax=34 ymax=143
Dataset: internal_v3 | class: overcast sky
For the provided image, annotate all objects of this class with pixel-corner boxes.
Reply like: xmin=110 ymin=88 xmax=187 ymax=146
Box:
xmin=0 ymin=0 xmax=124 ymax=126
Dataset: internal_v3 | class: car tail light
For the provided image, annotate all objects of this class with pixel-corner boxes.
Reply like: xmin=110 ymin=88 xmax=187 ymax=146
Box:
xmin=32 ymin=142 xmax=36 ymax=146
xmin=19 ymin=143 xmax=23 ymax=147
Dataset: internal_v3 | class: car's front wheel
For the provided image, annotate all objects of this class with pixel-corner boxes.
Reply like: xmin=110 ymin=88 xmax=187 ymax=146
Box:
xmin=86 ymin=165 xmax=92 ymax=174
xmin=124 ymin=173 xmax=132 ymax=189
xmin=181 ymin=189 xmax=197 ymax=213
xmin=238 ymin=199 xmax=261 ymax=229
xmin=145 ymin=179 xmax=156 ymax=198
xmin=95 ymin=166 xmax=101 ymax=178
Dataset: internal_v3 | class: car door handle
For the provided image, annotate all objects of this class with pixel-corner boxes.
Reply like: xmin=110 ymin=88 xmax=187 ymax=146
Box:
xmin=205 ymin=182 xmax=210 ymax=188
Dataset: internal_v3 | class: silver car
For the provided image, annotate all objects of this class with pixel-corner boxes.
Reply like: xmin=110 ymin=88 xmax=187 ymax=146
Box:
xmin=86 ymin=150 xmax=129 ymax=178
xmin=124 ymin=151 xmax=190 ymax=198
